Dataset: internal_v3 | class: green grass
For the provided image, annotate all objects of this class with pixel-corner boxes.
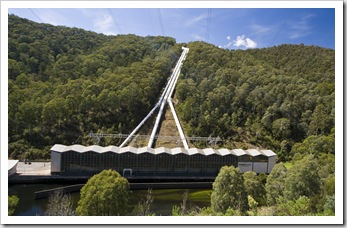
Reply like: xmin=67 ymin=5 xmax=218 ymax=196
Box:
xmin=135 ymin=189 xmax=212 ymax=204
xmin=189 ymin=190 xmax=212 ymax=203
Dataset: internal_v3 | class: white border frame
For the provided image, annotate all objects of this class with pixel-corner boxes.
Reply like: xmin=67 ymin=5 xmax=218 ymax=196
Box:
xmin=1 ymin=0 xmax=343 ymax=225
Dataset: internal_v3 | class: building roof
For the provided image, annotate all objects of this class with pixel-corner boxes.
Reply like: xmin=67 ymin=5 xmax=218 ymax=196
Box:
xmin=216 ymin=148 xmax=231 ymax=156
xmin=50 ymin=144 xmax=276 ymax=157
xmin=245 ymin=149 xmax=262 ymax=157
xmin=230 ymin=149 xmax=246 ymax=156
xmin=260 ymin=150 xmax=277 ymax=157
xmin=8 ymin=160 xmax=19 ymax=171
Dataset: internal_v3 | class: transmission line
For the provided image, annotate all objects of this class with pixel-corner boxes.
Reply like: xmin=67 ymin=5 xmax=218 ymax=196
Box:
xmin=206 ymin=8 xmax=212 ymax=41
xmin=107 ymin=8 xmax=122 ymax=34
xmin=29 ymin=9 xmax=43 ymax=23
xmin=157 ymin=9 xmax=165 ymax=36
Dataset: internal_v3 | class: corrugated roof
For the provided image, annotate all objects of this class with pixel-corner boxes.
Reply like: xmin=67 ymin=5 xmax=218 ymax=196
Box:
xmin=260 ymin=150 xmax=277 ymax=157
xmin=154 ymin=147 xmax=171 ymax=155
xmin=137 ymin=147 xmax=154 ymax=154
xmin=51 ymin=144 xmax=67 ymax=152
xmin=171 ymin=147 xmax=187 ymax=155
xmin=8 ymin=160 xmax=19 ymax=170
xmin=186 ymin=148 xmax=202 ymax=155
xmin=216 ymin=148 xmax=231 ymax=156
xmin=201 ymin=148 xmax=217 ymax=156
xmin=50 ymin=144 xmax=276 ymax=157
xmin=120 ymin=146 xmax=137 ymax=154
xmin=230 ymin=149 xmax=246 ymax=156
xmin=246 ymin=149 xmax=261 ymax=156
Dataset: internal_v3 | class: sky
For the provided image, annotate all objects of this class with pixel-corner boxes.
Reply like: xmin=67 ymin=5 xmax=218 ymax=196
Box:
xmin=8 ymin=7 xmax=335 ymax=49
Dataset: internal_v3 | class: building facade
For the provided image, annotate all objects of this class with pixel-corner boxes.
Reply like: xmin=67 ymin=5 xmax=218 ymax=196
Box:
xmin=51 ymin=144 xmax=276 ymax=178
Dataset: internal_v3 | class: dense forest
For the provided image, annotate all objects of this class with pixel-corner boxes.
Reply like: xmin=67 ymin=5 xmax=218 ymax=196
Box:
xmin=8 ymin=14 xmax=334 ymax=164
xmin=177 ymin=41 xmax=335 ymax=162
xmin=8 ymin=15 xmax=182 ymax=159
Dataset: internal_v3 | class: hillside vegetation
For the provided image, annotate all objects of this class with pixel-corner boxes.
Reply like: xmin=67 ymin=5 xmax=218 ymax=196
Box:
xmin=8 ymin=15 xmax=334 ymax=164
xmin=177 ymin=41 xmax=334 ymax=162
xmin=8 ymin=15 xmax=181 ymax=159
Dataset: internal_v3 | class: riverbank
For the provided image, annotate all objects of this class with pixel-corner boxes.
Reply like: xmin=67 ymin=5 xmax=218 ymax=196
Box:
xmin=9 ymin=184 xmax=212 ymax=216
xmin=34 ymin=182 xmax=212 ymax=199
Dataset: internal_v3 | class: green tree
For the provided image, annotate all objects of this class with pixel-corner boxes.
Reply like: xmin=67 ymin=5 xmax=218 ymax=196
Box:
xmin=284 ymin=155 xmax=322 ymax=201
xmin=76 ymin=170 xmax=132 ymax=216
xmin=308 ymin=104 xmax=330 ymax=135
xmin=247 ymin=195 xmax=258 ymax=216
xmin=276 ymin=196 xmax=312 ymax=216
xmin=265 ymin=163 xmax=287 ymax=205
xmin=290 ymin=134 xmax=335 ymax=159
xmin=272 ymin=118 xmax=291 ymax=139
xmin=243 ymin=171 xmax=266 ymax=206
xmin=323 ymin=194 xmax=335 ymax=215
xmin=171 ymin=191 xmax=200 ymax=216
xmin=8 ymin=195 xmax=19 ymax=216
xmin=8 ymin=59 xmax=21 ymax=80
xmin=46 ymin=189 xmax=75 ymax=216
xmin=137 ymin=188 xmax=155 ymax=216
xmin=211 ymin=166 xmax=248 ymax=214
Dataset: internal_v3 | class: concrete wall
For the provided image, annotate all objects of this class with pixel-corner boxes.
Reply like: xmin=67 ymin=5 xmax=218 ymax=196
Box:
xmin=51 ymin=151 xmax=61 ymax=173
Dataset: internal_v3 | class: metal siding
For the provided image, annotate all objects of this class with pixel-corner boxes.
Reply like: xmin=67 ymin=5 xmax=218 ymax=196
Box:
xmin=253 ymin=162 xmax=268 ymax=173
xmin=51 ymin=151 xmax=61 ymax=173
xmin=267 ymin=156 xmax=277 ymax=173
xmin=238 ymin=162 xmax=253 ymax=173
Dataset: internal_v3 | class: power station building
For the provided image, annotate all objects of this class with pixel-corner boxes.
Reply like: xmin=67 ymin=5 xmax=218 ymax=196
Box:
xmin=50 ymin=144 xmax=276 ymax=178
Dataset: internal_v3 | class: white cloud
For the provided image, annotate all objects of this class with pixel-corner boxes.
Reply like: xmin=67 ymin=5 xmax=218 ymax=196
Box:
xmin=93 ymin=14 xmax=117 ymax=35
xmin=233 ymin=35 xmax=257 ymax=48
xmin=77 ymin=9 xmax=119 ymax=35
xmin=192 ymin=34 xmax=205 ymax=40
xmin=250 ymin=24 xmax=270 ymax=35
xmin=36 ymin=9 xmax=68 ymax=26
xmin=220 ymin=35 xmax=257 ymax=49
xmin=288 ymin=13 xmax=315 ymax=39
xmin=186 ymin=14 xmax=207 ymax=27
xmin=244 ymin=37 xmax=257 ymax=48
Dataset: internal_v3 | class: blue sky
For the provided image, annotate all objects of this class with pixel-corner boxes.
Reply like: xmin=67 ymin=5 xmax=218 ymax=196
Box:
xmin=8 ymin=8 xmax=335 ymax=49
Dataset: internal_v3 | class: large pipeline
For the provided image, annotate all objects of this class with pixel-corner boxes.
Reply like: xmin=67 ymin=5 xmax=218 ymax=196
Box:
xmin=120 ymin=48 xmax=186 ymax=147
xmin=148 ymin=47 xmax=189 ymax=148
xmin=120 ymin=47 xmax=189 ymax=148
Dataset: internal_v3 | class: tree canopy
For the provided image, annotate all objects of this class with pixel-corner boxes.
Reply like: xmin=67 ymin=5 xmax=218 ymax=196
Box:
xmin=76 ymin=169 xmax=132 ymax=216
xmin=8 ymin=195 xmax=19 ymax=216
xmin=243 ymin=171 xmax=266 ymax=206
xmin=283 ymin=155 xmax=322 ymax=201
xmin=8 ymin=15 xmax=181 ymax=159
xmin=265 ymin=163 xmax=287 ymax=206
xmin=211 ymin=166 xmax=248 ymax=214
xmin=177 ymin=41 xmax=334 ymax=161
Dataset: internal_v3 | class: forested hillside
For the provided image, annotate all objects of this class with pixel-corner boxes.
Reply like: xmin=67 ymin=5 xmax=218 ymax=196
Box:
xmin=8 ymin=15 xmax=182 ymax=159
xmin=8 ymin=15 xmax=334 ymax=164
xmin=177 ymin=42 xmax=334 ymax=161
